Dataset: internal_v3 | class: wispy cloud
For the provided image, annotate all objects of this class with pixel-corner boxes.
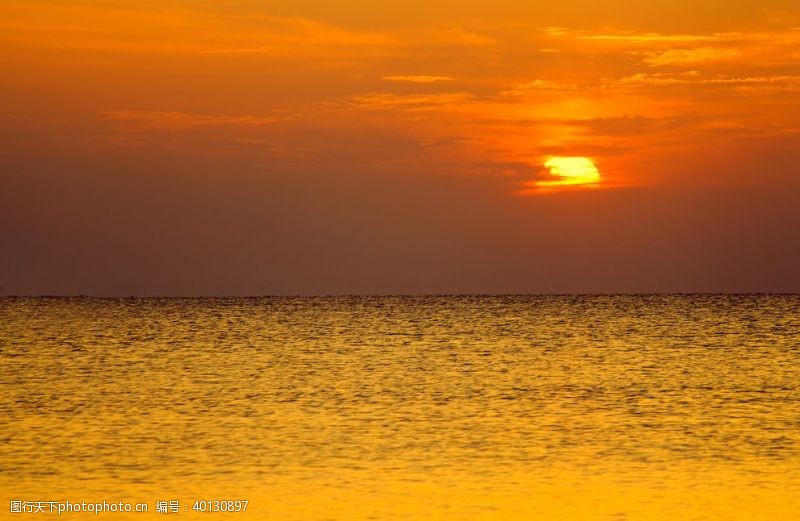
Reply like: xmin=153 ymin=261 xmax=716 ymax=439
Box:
xmin=642 ymin=47 xmax=741 ymax=66
xmin=582 ymin=33 xmax=717 ymax=43
xmin=535 ymin=26 xmax=800 ymax=70
xmin=612 ymin=71 xmax=800 ymax=89
xmin=0 ymin=4 xmax=494 ymax=63
xmin=349 ymin=92 xmax=475 ymax=110
xmin=0 ymin=5 xmax=402 ymax=59
xmin=101 ymin=111 xmax=287 ymax=131
xmin=501 ymin=80 xmax=580 ymax=95
xmin=382 ymin=75 xmax=453 ymax=83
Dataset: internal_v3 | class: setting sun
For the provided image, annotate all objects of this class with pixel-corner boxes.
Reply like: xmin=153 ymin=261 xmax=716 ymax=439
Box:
xmin=538 ymin=156 xmax=601 ymax=189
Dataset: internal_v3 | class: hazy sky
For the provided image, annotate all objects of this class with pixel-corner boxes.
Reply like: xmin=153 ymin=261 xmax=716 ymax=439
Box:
xmin=2 ymin=0 xmax=799 ymax=295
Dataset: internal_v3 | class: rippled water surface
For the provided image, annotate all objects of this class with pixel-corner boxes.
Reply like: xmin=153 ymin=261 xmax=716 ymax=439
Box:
xmin=1 ymin=296 xmax=799 ymax=520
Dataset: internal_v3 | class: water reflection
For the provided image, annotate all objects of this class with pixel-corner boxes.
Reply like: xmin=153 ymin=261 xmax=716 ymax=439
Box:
xmin=1 ymin=296 xmax=799 ymax=519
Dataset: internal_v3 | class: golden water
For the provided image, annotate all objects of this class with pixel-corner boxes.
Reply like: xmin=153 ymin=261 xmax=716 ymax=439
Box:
xmin=2 ymin=296 xmax=799 ymax=520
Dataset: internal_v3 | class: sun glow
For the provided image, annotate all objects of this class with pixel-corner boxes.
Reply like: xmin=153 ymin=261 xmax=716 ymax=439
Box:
xmin=537 ymin=156 xmax=601 ymax=189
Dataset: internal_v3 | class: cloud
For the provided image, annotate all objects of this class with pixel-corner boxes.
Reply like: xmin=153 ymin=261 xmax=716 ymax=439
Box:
xmin=583 ymin=33 xmax=717 ymax=43
xmin=0 ymin=5 xmax=403 ymax=60
xmin=643 ymin=47 xmax=741 ymax=66
xmin=0 ymin=4 xmax=496 ymax=65
xmin=612 ymin=71 xmax=800 ymax=89
xmin=538 ymin=26 xmax=722 ymax=44
xmin=533 ymin=27 xmax=800 ymax=71
xmin=538 ymin=26 xmax=572 ymax=37
xmin=465 ymin=160 xmax=546 ymax=178
xmin=562 ymin=115 xmax=698 ymax=136
xmin=382 ymin=75 xmax=453 ymax=83
xmin=101 ymin=111 xmax=286 ymax=131
xmin=500 ymin=79 xmax=580 ymax=95
xmin=615 ymin=71 xmax=702 ymax=85
xmin=349 ymin=92 xmax=475 ymax=110
xmin=199 ymin=16 xmax=402 ymax=58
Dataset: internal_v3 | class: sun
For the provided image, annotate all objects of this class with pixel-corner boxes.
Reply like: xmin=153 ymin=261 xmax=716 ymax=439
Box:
xmin=538 ymin=157 xmax=601 ymax=188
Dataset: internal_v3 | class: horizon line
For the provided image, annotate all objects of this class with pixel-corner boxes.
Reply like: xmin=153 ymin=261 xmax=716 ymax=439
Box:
xmin=2 ymin=292 xmax=799 ymax=299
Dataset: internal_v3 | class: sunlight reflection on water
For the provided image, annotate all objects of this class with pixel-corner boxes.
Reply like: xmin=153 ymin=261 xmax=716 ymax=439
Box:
xmin=1 ymin=296 xmax=799 ymax=520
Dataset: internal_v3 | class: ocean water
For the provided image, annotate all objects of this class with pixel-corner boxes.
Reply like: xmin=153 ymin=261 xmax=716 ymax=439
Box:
xmin=1 ymin=295 xmax=799 ymax=520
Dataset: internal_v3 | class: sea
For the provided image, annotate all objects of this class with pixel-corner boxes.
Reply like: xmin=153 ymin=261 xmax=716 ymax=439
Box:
xmin=1 ymin=295 xmax=799 ymax=520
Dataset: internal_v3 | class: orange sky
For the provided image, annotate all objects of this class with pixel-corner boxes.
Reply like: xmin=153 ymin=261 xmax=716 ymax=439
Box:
xmin=2 ymin=1 xmax=799 ymax=294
